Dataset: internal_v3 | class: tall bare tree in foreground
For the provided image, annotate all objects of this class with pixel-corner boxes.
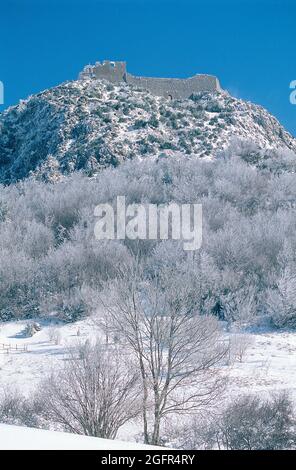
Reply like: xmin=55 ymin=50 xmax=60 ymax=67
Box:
xmin=100 ymin=261 xmax=227 ymax=445
xmin=40 ymin=342 xmax=140 ymax=439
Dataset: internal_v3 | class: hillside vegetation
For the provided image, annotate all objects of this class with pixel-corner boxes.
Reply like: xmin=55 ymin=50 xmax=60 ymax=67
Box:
xmin=0 ymin=147 xmax=295 ymax=327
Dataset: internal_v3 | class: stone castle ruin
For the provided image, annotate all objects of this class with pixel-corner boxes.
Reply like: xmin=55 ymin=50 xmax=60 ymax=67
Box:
xmin=78 ymin=60 xmax=221 ymax=99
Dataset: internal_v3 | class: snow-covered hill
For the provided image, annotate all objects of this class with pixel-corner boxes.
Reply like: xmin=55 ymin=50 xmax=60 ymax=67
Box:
xmin=0 ymin=78 xmax=295 ymax=183
xmin=0 ymin=424 xmax=161 ymax=450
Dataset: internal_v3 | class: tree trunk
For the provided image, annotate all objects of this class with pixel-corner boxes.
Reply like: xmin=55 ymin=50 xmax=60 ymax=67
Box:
xmin=151 ymin=395 xmax=161 ymax=445
xmin=138 ymin=353 xmax=149 ymax=444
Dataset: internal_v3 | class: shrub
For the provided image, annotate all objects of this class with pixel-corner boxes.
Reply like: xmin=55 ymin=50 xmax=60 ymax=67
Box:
xmin=38 ymin=342 xmax=140 ymax=439
xmin=0 ymin=389 xmax=40 ymax=428
xmin=24 ymin=322 xmax=41 ymax=337
xmin=215 ymin=393 xmax=296 ymax=450
xmin=175 ymin=393 xmax=296 ymax=450
xmin=47 ymin=326 xmax=62 ymax=345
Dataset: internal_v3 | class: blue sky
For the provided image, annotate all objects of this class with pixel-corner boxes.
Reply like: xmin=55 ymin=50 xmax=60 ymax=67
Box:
xmin=1 ymin=0 xmax=296 ymax=135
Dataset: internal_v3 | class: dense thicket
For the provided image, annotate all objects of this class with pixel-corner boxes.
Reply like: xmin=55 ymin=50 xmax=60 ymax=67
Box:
xmin=0 ymin=143 xmax=295 ymax=327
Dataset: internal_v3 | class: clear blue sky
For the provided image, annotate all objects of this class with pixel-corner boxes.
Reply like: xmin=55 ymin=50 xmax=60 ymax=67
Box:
xmin=1 ymin=0 xmax=296 ymax=135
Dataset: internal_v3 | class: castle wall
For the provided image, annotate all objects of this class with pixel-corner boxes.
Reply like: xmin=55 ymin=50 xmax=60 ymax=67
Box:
xmin=79 ymin=61 xmax=126 ymax=83
xmin=79 ymin=61 xmax=221 ymax=98
xmin=126 ymin=73 xmax=220 ymax=99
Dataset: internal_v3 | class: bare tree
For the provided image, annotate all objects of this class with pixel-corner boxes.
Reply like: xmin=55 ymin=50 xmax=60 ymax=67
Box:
xmin=229 ymin=334 xmax=254 ymax=363
xmin=100 ymin=262 xmax=227 ymax=445
xmin=39 ymin=341 xmax=140 ymax=439
xmin=47 ymin=326 xmax=62 ymax=345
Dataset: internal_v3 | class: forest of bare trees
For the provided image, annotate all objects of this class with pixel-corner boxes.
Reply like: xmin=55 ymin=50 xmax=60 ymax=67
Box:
xmin=0 ymin=143 xmax=295 ymax=328
xmin=0 ymin=142 xmax=296 ymax=447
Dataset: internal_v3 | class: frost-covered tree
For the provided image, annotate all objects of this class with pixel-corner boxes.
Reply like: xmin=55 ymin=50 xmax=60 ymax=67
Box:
xmin=267 ymin=267 xmax=296 ymax=328
xmin=173 ymin=393 xmax=296 ymax=450
xmin=100 ymin=262 xmax=227 ymax=445
xmin=39 ymin=342 xmax=140 ymax=439
xmin=215 ymin=393 xmax=296 ymax=450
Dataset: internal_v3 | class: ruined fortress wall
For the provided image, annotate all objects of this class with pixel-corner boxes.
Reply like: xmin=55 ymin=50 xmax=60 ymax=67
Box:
xmin=126 ymin=73 xmax=220 ymax=99
xmin=80 ymin=61 xmax=126 ymax=83
xmin=79 ymin=61 xmax=221 ymax=98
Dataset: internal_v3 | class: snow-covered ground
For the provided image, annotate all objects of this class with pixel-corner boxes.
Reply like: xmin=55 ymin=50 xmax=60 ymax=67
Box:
xmin=0 ymin=424 xmax=162 ymax=450
xmin=0 ymin=318 xmax=99 ymax=395
xmin=226 ymin=329 xmax=296 ymax=398
xmin=1 ymin=319 xmax=295 ymax=397
xmin=0 ymin=318 xmax=295 ymax=446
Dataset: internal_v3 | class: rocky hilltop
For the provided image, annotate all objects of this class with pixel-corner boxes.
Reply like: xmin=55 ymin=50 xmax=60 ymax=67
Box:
xmin=0 ymin=78 xmax=295 ymax=183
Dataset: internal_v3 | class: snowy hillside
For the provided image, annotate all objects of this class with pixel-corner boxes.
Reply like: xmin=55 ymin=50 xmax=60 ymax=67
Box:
xmin=0 ymin=424 xmax=161 ymax=450
xmin=1 ymin=74 xmax=296 ymax=451
xmin=0 ymin=78 xmax=295 ymax=183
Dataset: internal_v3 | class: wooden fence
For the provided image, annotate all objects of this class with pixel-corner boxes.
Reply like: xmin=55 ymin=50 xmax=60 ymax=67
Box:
xmin=0 ymin=343 xmax=28 ymax=353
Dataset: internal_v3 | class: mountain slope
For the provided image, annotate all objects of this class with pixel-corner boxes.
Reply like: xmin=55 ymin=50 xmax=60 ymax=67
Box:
xmin=0 ymin=78 xmax=295 ymax=183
